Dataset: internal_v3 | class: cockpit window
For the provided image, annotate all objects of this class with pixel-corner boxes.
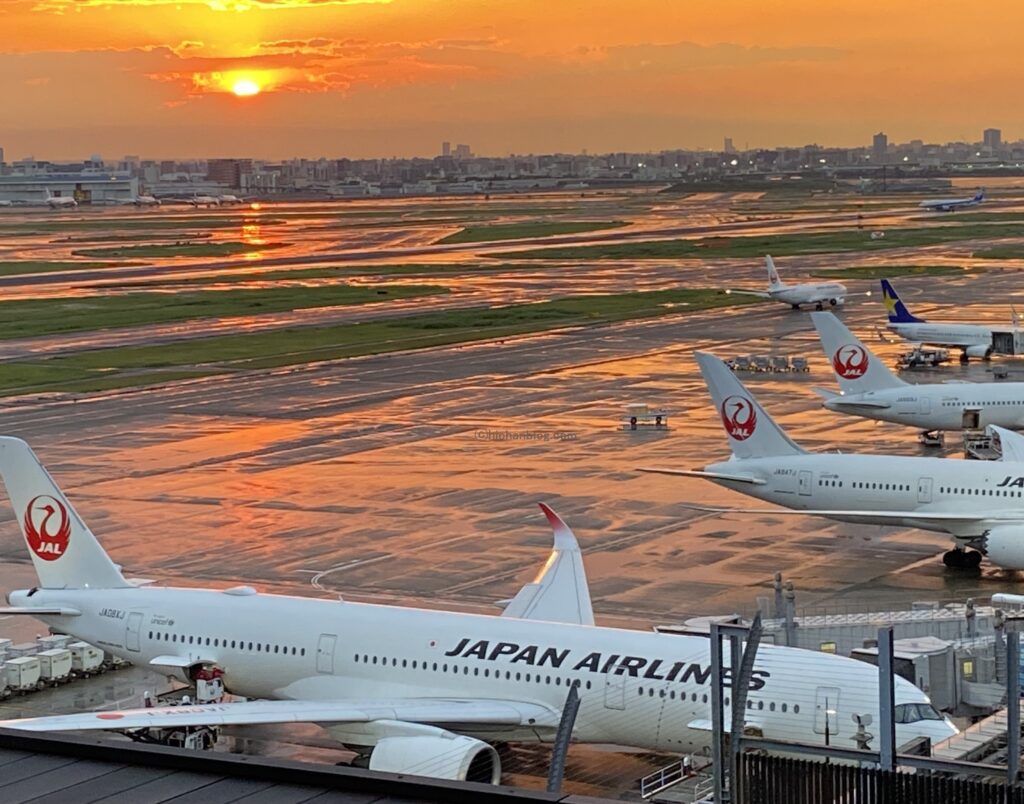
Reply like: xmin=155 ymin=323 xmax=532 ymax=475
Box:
xmin=895 ymin=703 xmax=943 ymax=723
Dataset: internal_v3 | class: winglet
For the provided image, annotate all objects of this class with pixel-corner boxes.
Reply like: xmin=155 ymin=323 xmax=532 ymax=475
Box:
xmin=499 ymin=505 xmax=595 ymax=626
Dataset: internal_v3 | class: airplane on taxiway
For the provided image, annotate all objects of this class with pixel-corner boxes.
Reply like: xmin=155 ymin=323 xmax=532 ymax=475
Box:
xmin=641 ymin=352 xmax=1024 ymax=570
xmin=0 ymin=437 xmax=955 ymax=782
xmin=919 ymin=189 xmax=984 ymax=212
xmin=751 ymin=256 xmax=847 ymax=311
xmin=812 ymin=311 xmax=1024 ymax=434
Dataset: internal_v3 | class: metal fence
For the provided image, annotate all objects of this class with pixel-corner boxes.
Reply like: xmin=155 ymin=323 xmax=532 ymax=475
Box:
xmin=737 ymin=753 xmax=1023 ymax=804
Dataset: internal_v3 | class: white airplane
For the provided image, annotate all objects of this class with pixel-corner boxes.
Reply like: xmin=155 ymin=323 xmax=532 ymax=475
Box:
xmin=188 ymin=195 xmax=221 ymax=207
xmin=0 ymin=200 xmax=12 ymax=208
xmin=919 ymin=189 xmax=984 ymax=212
xmin=880 ymin=279 xmax=998 ymax=362
xmin=44 ymin=189 xmax=78 ymax=209
xmin=218 ymin=194 xmax=244 ymax=205
xmin=812 ymin=312 xmax=1024 ymax=434
xmin=0 ymin=437 xmax=955 ymax=781
xmin=758 ymin=256 xmax=846 ymax=311
xmin=132 ymin=194 xmax=161 ymax=207
xmin=641 ymin=352 xmax=1024 ymax=570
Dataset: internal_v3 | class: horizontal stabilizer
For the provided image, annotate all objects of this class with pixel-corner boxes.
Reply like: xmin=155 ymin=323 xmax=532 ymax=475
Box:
xmin=812 ymin=387 xmax=840 ymax=400
xmin=826 ymin=397 xmax=892 ymax=409
xmin=637 ymin=467 xmax=766 ymax=485
xmin=0 ymin=697 xmax=560 ymax=733
xmin=0 ymin=606 xmax=80 ymax=617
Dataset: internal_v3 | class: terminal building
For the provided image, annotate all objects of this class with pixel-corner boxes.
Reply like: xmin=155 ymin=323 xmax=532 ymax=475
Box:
xmin=0 ymin=174 xmax=138 ymax=205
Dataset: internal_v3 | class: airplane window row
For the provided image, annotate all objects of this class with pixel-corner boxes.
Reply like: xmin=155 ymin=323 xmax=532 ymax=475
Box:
xmin=817 ymin=479 xmax=843 ymax=488
xmin=637 ymin=686 xmax=799 ymax=714
xmin=942 ymin=401 xmax=1022 ymax=407
xmin=147 ymin=631 xmax=306 ymax=657
xmin=939 ymin=486 xmax=1024 ymax=498
xmin=352 ymin=654 xmax=594 ymax=690
xmin=851 ymin=482 xmax=910 ymax=492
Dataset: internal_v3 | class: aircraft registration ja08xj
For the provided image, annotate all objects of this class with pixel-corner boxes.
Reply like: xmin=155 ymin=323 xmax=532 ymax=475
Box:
xmin=0 ymin=438 xmax=955 ymax=783
xmin=641 ymin=352 xmax=1024 ymax=571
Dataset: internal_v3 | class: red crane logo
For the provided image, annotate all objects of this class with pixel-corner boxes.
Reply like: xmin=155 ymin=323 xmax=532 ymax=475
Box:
xmin=720 ymin=395 xmax=757 ymax=441
xmin=24 ymin=495 xmax=71 ymax=561
xmin=832 ymin=344 xmax=869 ymax=379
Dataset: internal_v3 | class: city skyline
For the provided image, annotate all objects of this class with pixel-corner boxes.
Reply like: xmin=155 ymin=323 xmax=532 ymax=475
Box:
xmin=6 ymin=0 xmax=1024 ymax=159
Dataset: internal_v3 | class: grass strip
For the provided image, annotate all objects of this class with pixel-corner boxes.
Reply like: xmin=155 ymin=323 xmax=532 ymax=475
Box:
xmin=439 ymin=220 xmax=628 ymax=244
xmin=0 ymin=284 xmax=446 ymax=339
xmin=498 ymin=222 xmax=1024 ymax=261
xmin=812 ymin=265 xmax=976 ymax=279
xmin=71 ymin=241 xmax=289 ymax=259
xmin=0 ymin=288 xmax=761 ymax=395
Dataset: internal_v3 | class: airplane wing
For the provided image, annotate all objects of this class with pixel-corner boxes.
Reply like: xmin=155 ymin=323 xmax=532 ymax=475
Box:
xmin=0 ymin=697 xmax=560 ymax=733
xmin=500 ymin=503 xmax=594 ymax=626
xmin=637 ymin=467 xmax=767 ymax=485
xmin=0 ymin=606 xmax=81 ymax=616
xmin=992 ymin=426 xmax=1024 ymax=463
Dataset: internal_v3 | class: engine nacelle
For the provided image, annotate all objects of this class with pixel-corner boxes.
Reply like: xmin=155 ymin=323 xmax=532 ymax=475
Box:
xmin=368 ymin=734 xmax=501 ymax=784
xmin=985 ymin=526 xmax=1024 ymax=569
xmin=965 ymin=344 xmax=992 ymax=359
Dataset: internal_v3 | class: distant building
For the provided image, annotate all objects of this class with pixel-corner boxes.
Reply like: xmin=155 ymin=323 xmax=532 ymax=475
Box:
xmin=723 ymin=137 xmax=736 ymax=154
xmin=0 ymin=174 xmax=138 ymax=204
xmin=206 ymin=158 xmax=253 ymax=188
xmin=872 ymin=132 xmax=888 ymax=162
xmin=0 ymin=146 xmax=4 ymax=165
xmin=984 ymin=128 xmax=1002 ymax=149
xmin=442 ymin=141 xmax=451 ymax=157
xmin=454 ymin=143 xmax=472 ymax=160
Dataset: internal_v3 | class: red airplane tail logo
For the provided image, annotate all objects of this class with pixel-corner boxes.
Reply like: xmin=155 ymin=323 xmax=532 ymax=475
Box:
xmin=24 ymin=495 xmax=71 ymax=561
xmin=832 ymin=344 xmax=868 ymax=379
xmin=720 ymin=395 xmax=757 ymax=441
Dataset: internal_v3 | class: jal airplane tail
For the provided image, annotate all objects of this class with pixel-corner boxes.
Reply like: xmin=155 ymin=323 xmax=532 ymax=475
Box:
xmin=694 ymin=352 xmax=805 ymax=459
xmin=880 ymin=279 xmax=925 ymax=324
xmin=765 ymin=255 xmax=785 ymax=290
xmin=811 ymin=312 xmax=906 ymax=393
xmin=0 ymin=438 xmax=130 ymax=589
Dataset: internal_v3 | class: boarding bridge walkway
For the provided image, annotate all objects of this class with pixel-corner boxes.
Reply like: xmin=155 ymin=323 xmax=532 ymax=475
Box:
xmin=931 ymin=698 xmax=1024 ymax=765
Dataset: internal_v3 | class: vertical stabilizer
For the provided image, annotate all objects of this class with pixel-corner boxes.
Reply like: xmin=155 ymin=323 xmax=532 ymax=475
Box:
xmin=0 ymin=438 xmax=129 ymax=589
xmin=694 ymin=353 xmax=805 ymax=459
xmin=765 ymin=255 xmax=785 ymax=290
xmin=880 ymin=279 xmax=925 ymax=324
xmin=811 ymin=312 xmax=906 ymax=393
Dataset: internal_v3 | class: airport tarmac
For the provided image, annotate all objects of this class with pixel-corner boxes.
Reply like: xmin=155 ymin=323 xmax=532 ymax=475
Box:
xmin=1 ymin=192 xmax=1024 ymax=793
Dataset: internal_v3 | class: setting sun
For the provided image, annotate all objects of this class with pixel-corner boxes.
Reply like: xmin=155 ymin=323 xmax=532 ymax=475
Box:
xmin=232 ymin=79 xmax=261 ymax=98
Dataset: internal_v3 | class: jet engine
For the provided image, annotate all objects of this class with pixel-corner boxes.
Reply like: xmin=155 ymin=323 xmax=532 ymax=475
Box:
xmin=368 ymin=734 xmax=501 ymax=784
xmin=965 ymin=344 xmax=993 ymax=360
xmin=984 ymin=526 xmax=1024 ymax=569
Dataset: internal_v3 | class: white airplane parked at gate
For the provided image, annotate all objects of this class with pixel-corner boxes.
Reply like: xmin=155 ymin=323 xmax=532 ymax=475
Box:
xmin=812 ymin=312 xmax=1024 ymax=434
xmin=880 ymin=279 xmax=1000 ymax=362
xmin=641 ymin=352 xmax=1024 ymax=570
xmin=44 ymin=189 xmax=77 ymax=209
xmin=0 ymin=437 xmax=954 ymax=782
xmin=918 ymin=189 xmax=984 ymax=213
xmin=754 ymin=256 xmax=847 ymax=311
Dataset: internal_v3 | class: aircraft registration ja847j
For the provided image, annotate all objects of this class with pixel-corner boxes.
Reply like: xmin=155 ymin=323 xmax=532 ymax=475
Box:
xmin=641 ymin=353 xmax=1024 ymax=570
xmin=0 ymin=438 xmax=955 ymax=783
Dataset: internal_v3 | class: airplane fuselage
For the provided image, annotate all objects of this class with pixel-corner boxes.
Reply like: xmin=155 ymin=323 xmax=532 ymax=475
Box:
xmin=704 ymin=452 xmax=1024 ymax=537
xmin=8 ymin=585 xmax=951 ymax=751
xmin=888 ymin=321 xmax=993 ymax=349
xmin=769 ymin=282 xmax=846 ymax=308
xmin=825 ymin=383 xmax=1024 ymax=430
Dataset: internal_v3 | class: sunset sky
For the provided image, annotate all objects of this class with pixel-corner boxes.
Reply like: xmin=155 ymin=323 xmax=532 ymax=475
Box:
xmin=2 ymin=0 xmax=1020 ymax=160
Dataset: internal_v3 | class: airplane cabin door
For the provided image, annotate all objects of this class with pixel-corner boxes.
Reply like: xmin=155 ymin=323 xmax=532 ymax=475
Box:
xmin=798 ymin=470 xmax=812 ymax=497
xmin=603 ymin=662 xmax=626 ymax=710
xmin=125 ymin=612 xmax=143 ymax=653
xmin=917 ymin=477 xmax=933 ymax=504
xmin=316 ymin=633 xmax=337 ymax=674
xmin=919 ymin=397 xmax=931 ymax=415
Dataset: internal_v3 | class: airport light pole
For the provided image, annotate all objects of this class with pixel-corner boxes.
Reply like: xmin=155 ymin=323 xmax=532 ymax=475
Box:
xmin=878 ymin=626 xmax=896 ymax=772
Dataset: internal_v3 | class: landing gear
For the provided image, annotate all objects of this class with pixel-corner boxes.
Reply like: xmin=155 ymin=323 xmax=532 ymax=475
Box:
xmin=829 ymin=298 xmax=838 ymax=307
xmin=960 ymin=351 xmax=970 ymax=364
xmin=943 ymin=548 xmax=983 ymax=569
xmin=815 ymin=302 xmax=824 ymax=311
xmin=792 ymin=304 xmax=801 ymax=310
